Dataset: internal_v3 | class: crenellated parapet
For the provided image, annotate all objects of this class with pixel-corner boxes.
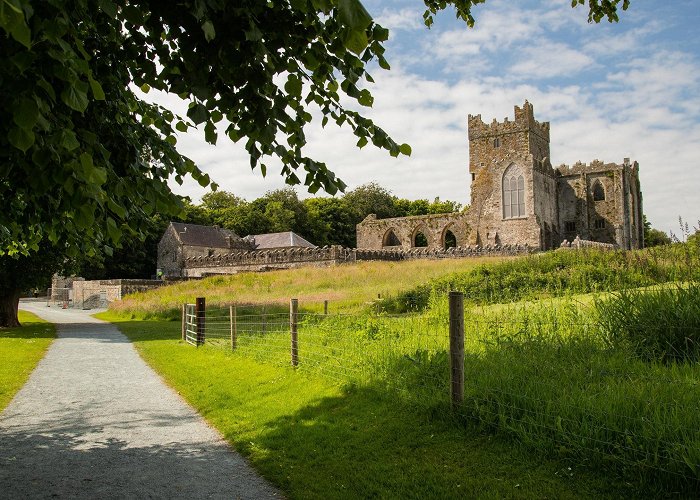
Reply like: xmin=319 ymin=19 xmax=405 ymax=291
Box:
xmin=468 ymin=101 xmax=550 ymax=142
xmin=555 ymin=158 xmax=639 ymax=176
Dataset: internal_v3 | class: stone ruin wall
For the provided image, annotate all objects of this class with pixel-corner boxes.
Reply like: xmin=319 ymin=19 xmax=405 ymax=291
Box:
xmin=356 ymin=212 xmax=471 ymax=250
xmin=183 ymin=242 xmax=537 ymax=277
xmin=70 ymin=279 xmax=165 ymax=309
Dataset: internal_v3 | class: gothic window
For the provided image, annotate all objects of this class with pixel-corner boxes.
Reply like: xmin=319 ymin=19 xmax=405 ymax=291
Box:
xmin=493 ymin=137 xmax=501 ymax=148
xmin=595 ymin=218 xmax=606 ymax=229
xmin=592 ymin=181 xmax=605 ymax=201
xmin=413 ymin=231 xmax=428 ymax=247
xmin=565 ymin=221 xmax=576 ymax=232
xmin=382 ymin=229 xmax=400 ymax=247
xmin=502 ymin=165 xmax=526 ymax=219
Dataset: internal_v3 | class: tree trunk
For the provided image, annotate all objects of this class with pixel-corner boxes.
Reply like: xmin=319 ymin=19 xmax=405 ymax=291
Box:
xmin=0 ymin=289 xmax=21 ymax=328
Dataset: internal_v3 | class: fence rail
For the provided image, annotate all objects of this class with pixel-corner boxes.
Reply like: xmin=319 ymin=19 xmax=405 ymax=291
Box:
xmin=182 ymin=294 xmax=700 ymax=489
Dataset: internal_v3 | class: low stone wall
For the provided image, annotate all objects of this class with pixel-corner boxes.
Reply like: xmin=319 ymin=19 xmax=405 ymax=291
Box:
xmin=72 ymin=279 xmax=165 ymax=309
xmin=184 ymin=245 xmax=355 ymax=277
xmin=558 ymin=236 xmax=617 ymax=251
xmin=183 ymin=243 xmax=535 ymax=276
xmin=355 ymin=244 xmax=535 ymax=262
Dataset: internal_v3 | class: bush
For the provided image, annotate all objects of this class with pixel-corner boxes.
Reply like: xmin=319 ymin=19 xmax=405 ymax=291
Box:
xmin=596 ymin=284 xmax=700 ymax=363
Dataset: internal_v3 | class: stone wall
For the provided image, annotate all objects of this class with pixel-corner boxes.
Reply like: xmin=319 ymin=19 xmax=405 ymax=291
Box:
xmin=183 ymin=245 xmax=355 ymax=277
xmin=558 ymin=236 xmax=617 ymax=251
xmin=356 ymin=213 xmax=471 ymax=250
xmin=72 ymin=279 xmax=165 ymax=309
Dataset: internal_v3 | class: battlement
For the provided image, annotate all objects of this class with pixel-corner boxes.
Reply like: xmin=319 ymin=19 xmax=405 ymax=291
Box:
xmin=555 ymin=159 xmax=638 ymax=177
xmin=468 ymin=100 xmax=550 ymax=141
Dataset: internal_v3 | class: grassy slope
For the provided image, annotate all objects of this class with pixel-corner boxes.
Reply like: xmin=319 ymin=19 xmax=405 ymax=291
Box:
xmin=0 ymin=310 xmax=55 ymax=411
xmin=110 ymin=257 xmax=507 ymax=319
xmin=100 ymin=314 xmax=630 ymax=499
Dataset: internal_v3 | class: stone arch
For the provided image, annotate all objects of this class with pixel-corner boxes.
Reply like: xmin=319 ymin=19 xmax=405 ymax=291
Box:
xmin=412 ymin=225 xmax=429 ymax=248
xmin=592 ymin=180 xmax=605 ymax=201
xmin=442 ymin=224 xmax=458 ymax=249
xmin=502 ymin=163 xmax=525 ymax=219
xmin=382 ymin=228 xmax=401 ymax=247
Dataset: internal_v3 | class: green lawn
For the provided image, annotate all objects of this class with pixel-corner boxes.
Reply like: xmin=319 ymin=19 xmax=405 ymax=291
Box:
xmin=0 ymin=310 xmax=55 ymax=411
xmin=99 ymin=312 xmax=634 ymax=499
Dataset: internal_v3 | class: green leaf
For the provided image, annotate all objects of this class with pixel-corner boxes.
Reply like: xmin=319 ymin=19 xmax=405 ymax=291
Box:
xmin=356 ymin=136 xmax=368 ymax=148
xmin=187 ymin=103 xmax=208 ymax=125
xmin=89 ymin=76 xmax=106 ymax=100
xmin=338 ymin=0 xmax=372 ymax=30
xmin=358 ymin=89 xmax=373 ymax=107
xmin=284 ymin=75 xmax=303 ymax=97
xmin=204 ymin=121 xmax=217 ymax=145
xmin=107 ymin=198 xmax=127 ymax=219
xmin=175 ymin=121 xmax=188 ymax=132
xmin=343 ymin=29 xmax=368 ymax=55
xmin=60 ymin=129 xmax=80 ymax=151
xmin=140 ymin=83 xmax=151 ymax=93
xmin=399 ymin=143 xmax=412 ymax=156
xmin=8 ymin=126 xmax=34 ymax=152
xmin=61 ymin=80 xmax=89 ymax=112
xmin=202 ymin=20 xmax=215 ymax=42
xmin=0 ymin=3 xmax=31 ymax=48
xmin=98 ymin=0 xmax=118 ymax=19
xmin=13 ymin=97 xmax=39 ymax=130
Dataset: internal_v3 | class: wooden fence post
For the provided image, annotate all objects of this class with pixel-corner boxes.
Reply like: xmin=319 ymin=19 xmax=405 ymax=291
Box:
xmin=181 ymin=303 xmax=186 ymax=341
xmin=230 ymin=304 xmax=237 ymax=350
xmin=449 ymin=291 xmax=465 ymax=409
xmin=262 ymin=305 xmax=267 ymax=334
xmin=290 ymin=298 xmax=298 ymax=367
xmin=324 ymin=300 xmax=328 ymax=315
xmin=195 ymin=297 xmax=206 ymax=346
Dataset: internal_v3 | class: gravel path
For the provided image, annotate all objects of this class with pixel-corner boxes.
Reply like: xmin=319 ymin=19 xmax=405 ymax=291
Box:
xmin=1 ymin=302 xmax=281 ymax=499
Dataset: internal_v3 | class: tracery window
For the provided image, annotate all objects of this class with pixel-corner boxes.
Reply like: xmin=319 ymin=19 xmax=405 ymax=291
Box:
xmin=503 ymin=165 xmax=526 ymax=219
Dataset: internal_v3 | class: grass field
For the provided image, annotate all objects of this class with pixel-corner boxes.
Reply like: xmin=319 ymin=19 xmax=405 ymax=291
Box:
xmin=110 ymin=256 xmax=507 ymax=320
xmin=100 ymin=314 xmax=632 ymax=499
xmin=101 ymin=242 xmax=700 ymax=496
xmin=0 ymin=310 xmax=55 ymax=411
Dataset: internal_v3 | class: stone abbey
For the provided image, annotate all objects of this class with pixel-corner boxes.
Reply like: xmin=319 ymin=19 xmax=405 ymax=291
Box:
xmin=357 ymin=101 xmax=644 ymax=251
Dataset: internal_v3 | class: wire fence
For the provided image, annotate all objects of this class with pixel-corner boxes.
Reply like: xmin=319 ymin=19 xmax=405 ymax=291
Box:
xmin=182 ymin=295 xmax=700 ymax=490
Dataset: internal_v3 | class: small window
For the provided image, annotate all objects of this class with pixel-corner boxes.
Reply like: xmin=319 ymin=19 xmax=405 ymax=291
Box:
xmin=592 ymin=181 xmax=605 ymax=201
xmin=471 ymin=173 xmax=476 ymax=181
xmin=493 ymin=137 xmax=501 ymax=148
xmin=565 ymin=221 xmax=576 ymax=232
xmin=595 ymin=218 xmax=606 ymax=229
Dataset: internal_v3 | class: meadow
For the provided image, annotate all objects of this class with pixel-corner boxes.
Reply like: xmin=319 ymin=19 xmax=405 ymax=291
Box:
xmin=102 ymin=241 xmax=700 ymax=497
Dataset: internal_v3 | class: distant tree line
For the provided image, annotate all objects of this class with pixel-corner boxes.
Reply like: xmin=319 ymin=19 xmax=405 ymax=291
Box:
xmin=81 ymin=183 xmax=464 ymax=280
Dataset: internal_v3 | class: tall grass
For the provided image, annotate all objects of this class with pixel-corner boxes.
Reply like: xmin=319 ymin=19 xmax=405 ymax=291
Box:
xmin=379 ymin=243 xmax=700 ymax=313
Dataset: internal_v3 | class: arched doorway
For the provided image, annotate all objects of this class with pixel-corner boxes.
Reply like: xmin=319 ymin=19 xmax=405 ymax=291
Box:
xmin=443 ymin=228 xmax=457 ymax=249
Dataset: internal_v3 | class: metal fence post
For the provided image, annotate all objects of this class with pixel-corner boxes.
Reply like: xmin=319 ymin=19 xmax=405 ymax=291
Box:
xmin=195 ymin=297 xmax=206 ymax=346
xmin=290 ymin=298 xmax=298 ymax=367
xmin=449 ymin=291 xmax=465 ymax=409
xmin=181 ymin=303 xmax=186 ymax=341
xmin=230 ymin=305 xmax=237 ymax=350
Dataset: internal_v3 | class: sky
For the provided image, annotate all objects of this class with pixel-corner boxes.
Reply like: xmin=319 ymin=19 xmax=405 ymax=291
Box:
xmin=158 ymin=0 xmax=700 ymax=237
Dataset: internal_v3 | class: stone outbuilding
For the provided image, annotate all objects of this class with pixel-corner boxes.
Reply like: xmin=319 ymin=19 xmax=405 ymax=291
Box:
xmin=157 ymin=222 xmax=318 ymax=278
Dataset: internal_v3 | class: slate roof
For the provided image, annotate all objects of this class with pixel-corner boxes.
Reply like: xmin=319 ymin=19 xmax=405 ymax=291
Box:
xmin=251 ymin=232 xmax=317 ymax=250
xmin=170 ymin=222 xmax=240 ymax=248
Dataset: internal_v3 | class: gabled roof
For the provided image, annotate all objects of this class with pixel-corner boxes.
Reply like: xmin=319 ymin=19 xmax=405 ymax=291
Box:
xmin=251 ymin=231 xmax=316 ymax=250
xmin=169 ymin=222 xmax=239 ymax=248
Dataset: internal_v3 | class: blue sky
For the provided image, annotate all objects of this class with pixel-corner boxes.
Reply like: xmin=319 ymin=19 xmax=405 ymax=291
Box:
xmin=165 ymin=0 xmax=700 ymax=236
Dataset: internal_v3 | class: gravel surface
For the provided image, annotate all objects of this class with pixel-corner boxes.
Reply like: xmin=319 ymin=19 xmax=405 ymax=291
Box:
xmin=1 ymin=302 xmax=281 ymax=499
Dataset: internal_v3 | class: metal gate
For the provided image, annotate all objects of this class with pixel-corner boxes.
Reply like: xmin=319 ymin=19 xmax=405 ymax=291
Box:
xmin=184 ymin=303 xmax=198 ymax=346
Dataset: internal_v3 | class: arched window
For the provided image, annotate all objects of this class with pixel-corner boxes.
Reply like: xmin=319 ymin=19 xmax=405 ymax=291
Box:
xmin=592 ymin=181 xmax=605 ymax=201
xmin=413 ymin=231 xmax=428 ymax=247
xmin=382 ymin=229 xmax=401 ymax=247
xmin=503 ymin=165 xmax=526 ymax=218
